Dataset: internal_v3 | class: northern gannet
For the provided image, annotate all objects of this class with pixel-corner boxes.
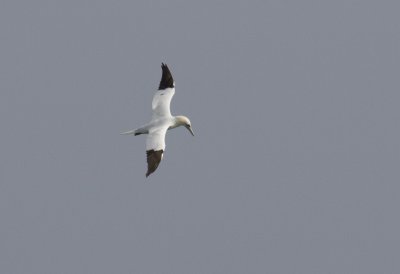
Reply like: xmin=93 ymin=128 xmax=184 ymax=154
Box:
xmin=122 ymin=63 xmax=194 ymax=177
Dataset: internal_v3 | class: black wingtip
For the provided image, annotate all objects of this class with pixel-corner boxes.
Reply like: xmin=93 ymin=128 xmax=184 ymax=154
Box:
xmin=158 ymin=63 xmax=174 ymax=90
xmin=146 ymin=149 xmax=164 ymax=177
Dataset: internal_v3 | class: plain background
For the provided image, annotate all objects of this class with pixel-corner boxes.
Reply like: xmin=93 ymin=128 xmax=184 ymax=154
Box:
xmin=1 ymin=0 xmax=399 ymax=273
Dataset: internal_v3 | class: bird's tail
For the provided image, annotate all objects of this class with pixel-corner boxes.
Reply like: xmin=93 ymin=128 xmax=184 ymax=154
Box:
xmin=121 ymin=125 xmax=149 ymax=136
xmin=120 ymin=129 xmax=137 ymax=135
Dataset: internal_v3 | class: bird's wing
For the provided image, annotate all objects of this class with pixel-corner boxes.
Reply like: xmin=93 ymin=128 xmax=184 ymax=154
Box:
xmin=151 ymin=63 xmax=175 ymax=119
xmin=145 ymin=125 xmax=169 ymax=177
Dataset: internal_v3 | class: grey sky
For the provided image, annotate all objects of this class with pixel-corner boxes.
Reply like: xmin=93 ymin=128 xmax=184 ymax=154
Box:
xmin=1 ymin=0 xmax=399 ymax=273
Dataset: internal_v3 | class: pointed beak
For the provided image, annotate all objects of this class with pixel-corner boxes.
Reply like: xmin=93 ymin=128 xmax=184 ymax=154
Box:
xmin=186 ymin=125 xmax=195 ymax=136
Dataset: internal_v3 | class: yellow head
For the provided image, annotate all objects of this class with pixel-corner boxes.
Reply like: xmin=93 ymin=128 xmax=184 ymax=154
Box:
xmin=174 ymin=116 xmax=194 ymax=136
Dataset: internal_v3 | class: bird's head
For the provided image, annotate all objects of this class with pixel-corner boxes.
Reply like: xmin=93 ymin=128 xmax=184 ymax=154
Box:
xmin=175 ymin=116 xmax=194 ymax=136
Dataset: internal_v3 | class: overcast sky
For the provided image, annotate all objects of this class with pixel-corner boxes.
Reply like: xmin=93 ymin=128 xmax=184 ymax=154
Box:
xmin=1 ymin=0 xmax=399 ymax=273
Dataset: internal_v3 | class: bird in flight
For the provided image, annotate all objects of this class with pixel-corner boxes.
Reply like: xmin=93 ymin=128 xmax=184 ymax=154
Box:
xmin=121 ymin=63 xmax=194 ymax=177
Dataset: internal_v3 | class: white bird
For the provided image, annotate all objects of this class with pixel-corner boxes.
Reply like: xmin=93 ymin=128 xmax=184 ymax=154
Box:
xmin=121 ymin=63 xmax=194 ymax=177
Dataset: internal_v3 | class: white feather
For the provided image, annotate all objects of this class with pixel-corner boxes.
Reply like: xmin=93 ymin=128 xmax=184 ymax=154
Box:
xmin=146 ymin=125 xmax=168 ymax=151
xmin=151 ymin=87 xmax=175 ymax=119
